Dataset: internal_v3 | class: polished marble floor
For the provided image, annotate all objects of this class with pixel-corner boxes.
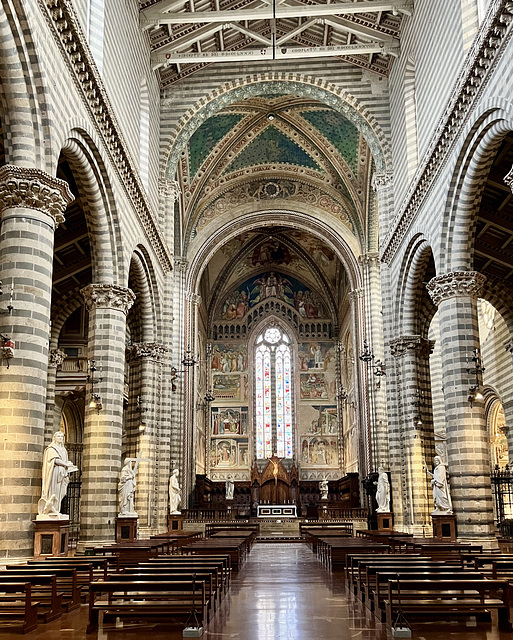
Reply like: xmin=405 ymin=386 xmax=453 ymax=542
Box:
xmin=3 ymin=543 xmax=512 ymax=639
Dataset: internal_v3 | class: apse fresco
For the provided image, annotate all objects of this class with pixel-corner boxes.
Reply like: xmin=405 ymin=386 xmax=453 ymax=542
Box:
xmin=218 ymin=271 xmax=328 ymax=320
xmin=211 ymin=407 xmax=248 ymax=436
xmin=211 ymin=344 xmax=247 ymax=372
xmin=210 ymin=438 xmax=249 ymax=468
xmin=213 ymin=374 xmax=243 ymax=400
xmin=300 ymin=437 xmax=339 ymax=466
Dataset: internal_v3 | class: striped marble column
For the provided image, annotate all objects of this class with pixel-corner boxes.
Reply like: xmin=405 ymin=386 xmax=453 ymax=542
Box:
xmin=126 ymin=342 xmax=167 ymax=534
xmin=372 ymin=172 xmax=394 ymax=242
xmin=426 ymin=271 xmax=495 ymax=542
xmin=389 ymin=336 xmax=435 ymax=533
xmin=504 ymin=339 xmax=513 ymax=461
xmin=79 ymin=284 xmax=135 ymax=545
xmin=0 ymin=165 xmax=73 ymax=558
xmin=44 ymin=348 xmax=67 ymax=446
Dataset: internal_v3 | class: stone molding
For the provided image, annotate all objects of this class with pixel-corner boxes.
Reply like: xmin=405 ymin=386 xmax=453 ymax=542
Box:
xmin=175 ymin=258 xmax=188 ymax=273
xmin=81 ymin=284 xmax=136 ymax=314
xmin=127 ymin=342 xmax=168 ymax=363
xmin=0 ymin=165 xmax=73 ymax=225
xmin=48 ymin=348 xmax=67 ymax=369
xmin=505 ymin=338 xmax=513 ymax=353
xmin=371 ymin=172 xmax=394 ymax=192
xmin=381 ymin=0 xmax=513 ymax=264
xmin=426 ymin=271 xmax=487 ymax=306
xmin=159 ymin=179 xmax=180 ymax=201
xmin=389 ymin=335 xmax=435 ymax=358
xmin=37 ymin=0 xmax=172 ymax=272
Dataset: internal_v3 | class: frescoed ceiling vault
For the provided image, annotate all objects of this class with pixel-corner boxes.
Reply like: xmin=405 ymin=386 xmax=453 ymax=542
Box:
xmin=180 ymin=95 xmax=372 ymax=251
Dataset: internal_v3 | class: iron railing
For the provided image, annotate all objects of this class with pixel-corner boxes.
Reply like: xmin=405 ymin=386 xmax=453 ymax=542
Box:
xmin=491 ymin=464 xmax=513 ymax=540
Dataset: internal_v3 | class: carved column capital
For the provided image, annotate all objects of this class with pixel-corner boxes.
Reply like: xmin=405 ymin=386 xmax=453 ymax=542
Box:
xmin=0 ymin=165 xmax=73 ymax=226
xmin=358 ymin=252 xmax=381 ymax=267
xmin=127 ymin=342 xmax=168 ymax=363
xmin=81 ymin=284 xmax=136 ymax=314
xmin=371 ymin=171 xmax=393 ymax=192
xmin=389 ymin=335 xmax=435 ymax=358
xmin=349 ymin=287 xmax=364 ymax=302
xmin=175 ymin=258 xmax=188 ymax=273
xmin=505 ymin=338 xmax=513 ymax=354
xmin=159 ymin=179 xmax=180 ymax=201
xmin=426 ymin=271 xmax=486 ymax=306
xmin=48 ymin=348 xmax=67 ymax=369
xmin=504 ymin=167 xmax=513 ymax=192
xmin=186 ymin=291 xmax=201 ymax=306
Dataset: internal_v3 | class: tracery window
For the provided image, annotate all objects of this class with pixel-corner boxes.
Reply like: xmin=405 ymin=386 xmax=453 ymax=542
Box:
xmin=255 ymin=327 xmax=293 ymax=459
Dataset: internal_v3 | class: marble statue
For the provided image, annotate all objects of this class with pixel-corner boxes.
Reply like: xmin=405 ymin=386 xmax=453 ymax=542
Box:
xmin=427 ymin=456 xmax=453 ymax=514
xmin=225 ymin=478 xmax=235 ymax=500
xmin=118 ymin=452 xmax=142 ymax=517
xmin=319 ymin=478 xmax=329 ymax=500
xmin=374 ymin=466 xmax=390 ymax=513
xmin=38 ymin=431 xmax=77 ymax=519
xmin=169 ymin=469 xmax=181 ymax=514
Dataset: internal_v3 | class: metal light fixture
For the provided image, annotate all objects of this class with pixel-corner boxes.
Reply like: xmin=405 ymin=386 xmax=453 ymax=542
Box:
xmin=204 ymin=388 xmax=215 ymax=403
xmin=0 ymin=280 xmax=14 ymax=316
xmin=467 ymin=348 xmax=485 ymax=407
xmin=359 ymin=340 xmax=374 ymax=364
xmin=412 ymin=389 xmax=423 ymax=426
xmin=336 ymin=383 xmax=348 ymax=402
xmin=181 ymin=345 xmax=198 ymax=368
xmin=87 ymin=360 xmax=103 ymax=413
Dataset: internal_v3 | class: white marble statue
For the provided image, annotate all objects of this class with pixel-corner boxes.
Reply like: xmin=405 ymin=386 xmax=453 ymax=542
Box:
xmin=169 ymin=469 xmax=181 ymax=514
xmin=225 ymin=478 xmax=235 ymax=500
xmin=374 ymin=466 xmax=390 ymax=513
xmin=118 ymin=452 xmax=142 ymax=517
xmin=38 ymin=431 xmax=77 ymax=519
xmin=319 ymin=478 xmax=329 ymax=500
xmin=427 ymin=456 xmax=453 ymax=514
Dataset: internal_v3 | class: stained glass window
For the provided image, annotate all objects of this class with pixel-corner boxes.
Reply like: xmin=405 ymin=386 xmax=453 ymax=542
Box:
xmin=254 ymin=327 xmax=293 ymax=459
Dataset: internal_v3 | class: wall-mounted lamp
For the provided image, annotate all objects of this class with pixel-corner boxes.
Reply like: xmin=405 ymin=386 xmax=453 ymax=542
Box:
xmin=204 ymin=388 xmax=215 ymax=404
xmin=359 ymin=339 xmax=374 ymax=364
xmin=136 ymin=395 xmax=147 ymax=431
xmin=87 ymin=360 xmax=103 ymax=413
xmin=336 ymin=383 xmax=348 ymax=403
xmin=359 ymin=340 xmax=386 ymax=386
xmin=466 ymin=348 xmax=485 ymax=407
xmin=0 ymin=280 xmax=14 ymax=316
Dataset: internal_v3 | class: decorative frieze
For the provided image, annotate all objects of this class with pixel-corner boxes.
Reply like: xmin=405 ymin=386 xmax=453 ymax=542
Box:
xmin=381 ymin=0 xmax=513 ymax=264
xmin=358 ymin=252 xmax=381 ymax=266
xmin=0 ymin=165 xmax=73 ymax=225
xmin=37 ymin=0 xmax=172 ymax=273
xmin=48 ymin=349 xmax=67 ymax=369
xmin=81 ymin=284 xmax=136 ymax=314
xmin=127 ymin=342 xmax=167 ymax=363
xmin=389 ymin=335 xmax=435 ymax=358
xmin=426 ymin=271 xmax=487 ymax=306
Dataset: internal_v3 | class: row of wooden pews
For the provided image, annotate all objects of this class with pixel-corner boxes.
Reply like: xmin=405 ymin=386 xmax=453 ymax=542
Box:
xmin=0 ymin=527 xmax=253 ymax=634
xmin=331 ymin=531 xmax=513 ymax=632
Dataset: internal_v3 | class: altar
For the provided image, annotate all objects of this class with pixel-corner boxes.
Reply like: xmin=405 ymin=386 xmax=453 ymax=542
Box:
xmin=257 ymin=504 xmax=297 ymax=518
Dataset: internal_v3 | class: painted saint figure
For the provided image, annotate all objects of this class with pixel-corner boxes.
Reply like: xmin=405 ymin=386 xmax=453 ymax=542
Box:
xmin=427 ymin=456 xmax=453 ymax=514
xmin=374 ymin=466 xmax=390 ymax=513
xmin=38 ymin=431 xmax=77 ymax=518
xmin=169 ymin=469 xmax=181 ymax=514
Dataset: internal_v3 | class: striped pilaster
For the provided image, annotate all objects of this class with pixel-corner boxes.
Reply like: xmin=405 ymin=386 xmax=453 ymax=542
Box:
xmin=126 ymin=342 xmax=167 ymax=534
xmin=373 ymin=172 xmax=394 ymax=242
xmin=389 ymin=336 xmax=436 ymax=533
xmin=0 ymin=165 xmax=72 ymax=558
xmin=349 ymin=287 xmax=371 ymax=477
xmin=44 ymin=348 xmax=67 ymax=446
xmin=79 ymin=284 xmax=135 ymax=545
xmin=159 ymin=179 xmax=180 ymax=245
xmin=504 ymin=339 xmax=513 ymax=460
xmin=359 ymin=253 xmax=389 ymax=471
xmin=427 ymin=271 xmax=495 ymax=541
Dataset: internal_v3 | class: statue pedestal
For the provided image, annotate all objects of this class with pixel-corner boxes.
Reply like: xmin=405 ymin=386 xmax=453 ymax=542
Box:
xmin=377 ymin=512 xmax=393 ymax=532
xmin=33 ymin=519 xmax=69 ymax=558
xmin=168 ymin=514 xmax=184 ymax=531
xmin=116 ymin=516 xmax=138 ymax=542
xmin=432 ymin=512 xmax=456 ymax=541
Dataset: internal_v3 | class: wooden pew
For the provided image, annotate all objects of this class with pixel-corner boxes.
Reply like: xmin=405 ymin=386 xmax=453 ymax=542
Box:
xmin=0 ymin=573 xmax=62 ymax=622
xmin=345 ymin=553 xmax=419 ymax=586
xmin=133 ymin=561 xmax=225 ymax=598
xmin=0 ymin=582 xmax=39 ymax=633
xmin=8 ymin=565 xmax=81 ymax=611
xmin=111 ymin=570 xmax=218 ymax=612
xmin=146 ymin=555 xmax=231 ymax=591
xmin=317 ymin=538 xmax=389 ymax=570
xmin=383 ymin=578 xmax=512 ymax=630
xmin=182 ymin=539 xmax=246 ymax=571
xmin=26 ymin=559 xmax=102 ymax=604
xmin=86 ymin=579 xmax=208 ymax=633
xmin=371 ymin=570 xmax=487 ymax=620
